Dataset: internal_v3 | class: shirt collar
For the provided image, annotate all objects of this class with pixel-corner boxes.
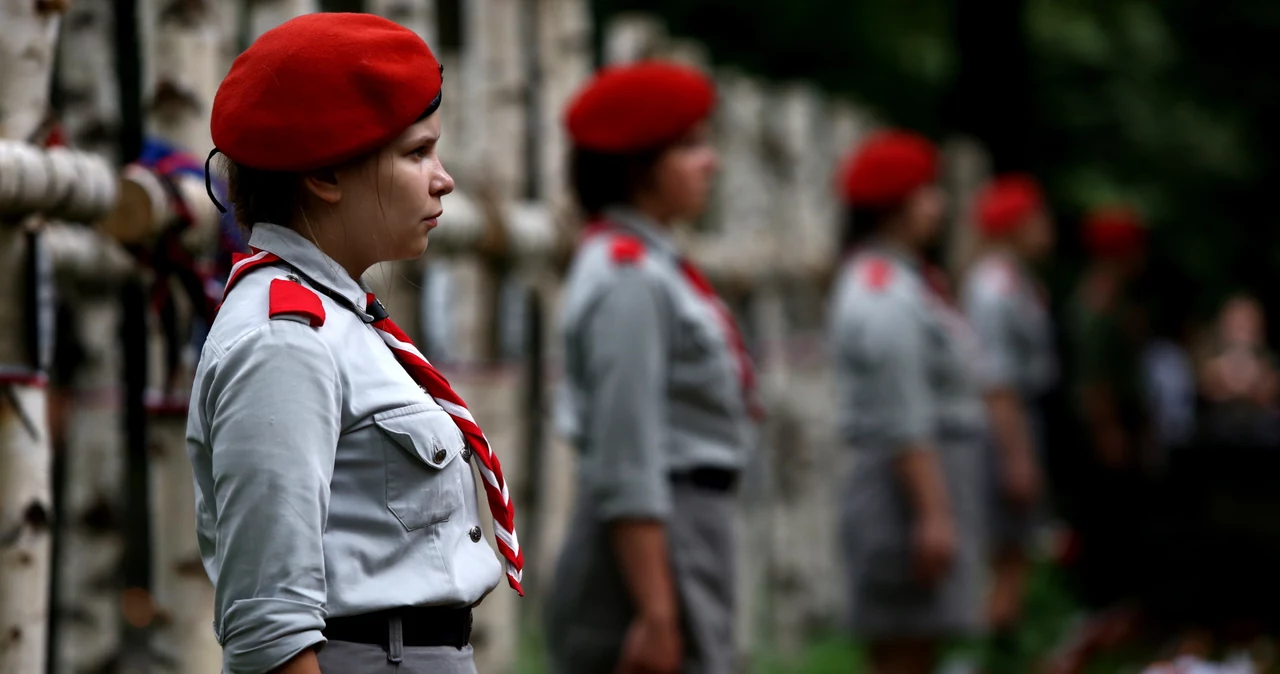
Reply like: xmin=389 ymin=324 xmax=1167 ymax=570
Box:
xmin=247 ymin=222 xmax=372 ymax=320
xmin=602 ymin=206 xmax=679 ymax=259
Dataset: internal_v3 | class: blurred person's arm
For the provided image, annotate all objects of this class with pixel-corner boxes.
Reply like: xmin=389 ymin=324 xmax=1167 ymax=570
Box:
xmin=965 ymin=279 xmax=1040 ymax=508
xmin=581 ymin=267 xmax=682 ymax=673
xmin=986 ymin=390 xmax=1040 ymax=509
xmin=869 ymin=297 xmax=956 ymax=586
xmin=895 ymin=444 xmax=956 ymax=585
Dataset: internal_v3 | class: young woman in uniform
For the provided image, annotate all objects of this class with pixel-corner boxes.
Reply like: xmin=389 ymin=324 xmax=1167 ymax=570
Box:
xmin=829 ymin=130 xmax=987 ymax=674
xmin=544 ymin=61 xmax=759 ymax=674
xmin=187 ymin=14 xmax=521 ymax=674
xmin=961 ymin=176 xmax=1057 ymax=638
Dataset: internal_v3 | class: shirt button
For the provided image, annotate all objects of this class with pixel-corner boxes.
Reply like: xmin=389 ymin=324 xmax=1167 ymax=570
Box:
xmin=432 ymin=447 xmax=448 ymax=463
xmin=461 ymin=445 xmax=472 ymax=462
xmin=468 ymin=526 xmax=483 ymax=543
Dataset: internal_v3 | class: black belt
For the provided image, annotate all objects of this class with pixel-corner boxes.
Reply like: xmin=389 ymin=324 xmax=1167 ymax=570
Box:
xmin=322 ymin=606 xmax=472 ymax=650
xmin=670 ymin=467 xmax=739 ymax=493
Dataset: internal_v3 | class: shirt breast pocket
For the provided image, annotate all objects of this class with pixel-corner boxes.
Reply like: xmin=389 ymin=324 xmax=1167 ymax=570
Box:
xmin=374 ymin=403 xmax=466 ymax=531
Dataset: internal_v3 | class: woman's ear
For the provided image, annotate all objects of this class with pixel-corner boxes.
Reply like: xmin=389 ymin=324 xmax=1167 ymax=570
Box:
xmin=303 ymin=168 xmax=342 ymax=204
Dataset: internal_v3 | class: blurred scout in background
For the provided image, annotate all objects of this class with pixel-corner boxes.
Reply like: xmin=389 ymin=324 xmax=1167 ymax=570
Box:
xmin=545 ymin=61 xmax=760 ymax=674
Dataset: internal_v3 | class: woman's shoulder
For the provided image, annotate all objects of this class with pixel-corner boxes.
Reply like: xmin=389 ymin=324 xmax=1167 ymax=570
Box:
xmin=207 ymin=268 xmax=336 ymax=358
xmin=568 ymin=232 xmax=671 ymax=295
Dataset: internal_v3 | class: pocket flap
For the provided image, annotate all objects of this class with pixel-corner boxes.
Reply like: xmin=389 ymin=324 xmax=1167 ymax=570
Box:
xmin=373 ymin=403 xmax=463 ymax=469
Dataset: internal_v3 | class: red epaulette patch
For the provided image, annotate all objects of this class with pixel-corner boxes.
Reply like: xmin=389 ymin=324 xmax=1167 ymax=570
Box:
xmin=610 ymin=235 xmax=646 ymax=265
xmin=268 ymin=277 xmax=325 ymax=327
xmin=861 ymin=257 xmax=894 ymax=291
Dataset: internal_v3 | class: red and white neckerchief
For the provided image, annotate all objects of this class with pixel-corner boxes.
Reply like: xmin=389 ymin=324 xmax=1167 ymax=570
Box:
xmin=221 ymin=248 xmax=525 ymax=596
xmin=583 ymin=221 xmax=764 ymax=421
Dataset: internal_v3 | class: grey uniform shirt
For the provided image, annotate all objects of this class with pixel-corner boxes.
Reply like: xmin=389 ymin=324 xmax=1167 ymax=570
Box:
xmin=186 ymin=224 xmax=501 ymax=674
xmin=830 ymin=246 xmax=986 ymax=452
xmin=961 ymin=251 xmax=1058 ymax=399
xmin=556 ymin=208 xmax=752 ymax=521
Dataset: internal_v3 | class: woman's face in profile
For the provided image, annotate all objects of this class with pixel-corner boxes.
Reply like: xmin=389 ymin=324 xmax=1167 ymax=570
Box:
xmin=332 ymin=112 xmax=455 ymax=264
xmin=640 ymin=121 xmax=720 ymax=223
xmin=902 ymin=184 xmax=946 ymax=249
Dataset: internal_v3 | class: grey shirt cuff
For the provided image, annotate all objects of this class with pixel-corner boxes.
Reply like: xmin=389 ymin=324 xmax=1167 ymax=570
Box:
xmin=220 ymin=597 xmax=327 ymax=674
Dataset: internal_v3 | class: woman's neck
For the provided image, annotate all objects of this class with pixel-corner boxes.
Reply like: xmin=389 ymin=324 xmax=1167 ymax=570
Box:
xmin=628 ymin=196 xmax=674 ymax=228
xmin=874 ymin=228 xmax=920 ymax=259
xmin=290 ymin=216 xmax=369 ymax=282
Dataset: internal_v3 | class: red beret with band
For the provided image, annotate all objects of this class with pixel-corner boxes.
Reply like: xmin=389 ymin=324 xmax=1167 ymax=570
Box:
xmin=1083 ymin=206 xmax=1146 ymax=258
xmin=211 ymin=13 xmax=442 ymax=172
xmin=974 ymin=174 xmax=1044 ymax=237
xmin=839 ymin=130 xmax=938 ymax=208
xmin=565 ymin=61 xmax=716 ymax=153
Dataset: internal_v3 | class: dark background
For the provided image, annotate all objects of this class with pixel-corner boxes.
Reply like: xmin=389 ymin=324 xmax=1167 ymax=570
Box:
xmin=592 ymin=0 xmax=1280 ymax=335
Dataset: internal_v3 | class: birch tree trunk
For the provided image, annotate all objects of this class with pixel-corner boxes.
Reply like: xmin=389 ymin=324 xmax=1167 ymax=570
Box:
xmin=136 ymin=0 xmax=238 ymax=670
xmin=529 ymin=0 xmax=590 ymax=602
xmin=0 ymin=2 xmax=64 ymax=672
xmin=51 ymin=267 xmax=130 ymax=674
xmin=49 ymin=3 xmax=129 ymax=671
xmin=247 ymin=0 xmax=318 ymax=42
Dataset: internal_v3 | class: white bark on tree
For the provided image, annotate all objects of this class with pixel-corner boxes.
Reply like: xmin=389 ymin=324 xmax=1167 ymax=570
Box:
xmin=133 ymin=1 xmax=242 ymax=671
xmin=246 ymin=0 xmax=317 ymax=43
xmin=0 ymin=2 xmax=65 ymax=672
xmin=148 ymin=417 xmax=221 ymax=674
xmin=459 ymin=3 xmax=534 ymax=666
xmin=0 ymin=379 xmax=50 ymax=674
xmin=602 ymin=13 xmax=666 ymax=65
xmin=366 ymin=0 xmax=435 ymax=44
xmin=52 ymin=281 xmax=128 ymax=674
xmin=57 ymin=0 xmax=120 ymax=161
xmin=50 ymin=3 xmax=128 ymax=670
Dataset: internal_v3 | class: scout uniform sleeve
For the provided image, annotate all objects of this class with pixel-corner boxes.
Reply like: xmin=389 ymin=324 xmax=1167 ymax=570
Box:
xmin=581 ymin=269 xmax=672 ymax=521
xmin=866 ymin=295 xmax=935 ymax=452
xmin=965 ymin=283 xmax=1017 ymax=390
xmin=204 ymin=320 xmax=340 ymax=674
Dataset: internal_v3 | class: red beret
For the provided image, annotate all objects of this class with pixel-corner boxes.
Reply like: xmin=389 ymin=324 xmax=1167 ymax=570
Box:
xmin=974 ymin=174 xmax=1044 ymax=237
xmin=839 ymin=130 xmax=938 ymax=208
xmin=212 ymin=13 xmax=442 ymax=172
xmin=1083 ymin=206 xmax=1146 ymax=258
xmin=565 ymin=61 xmax=716 ymax=153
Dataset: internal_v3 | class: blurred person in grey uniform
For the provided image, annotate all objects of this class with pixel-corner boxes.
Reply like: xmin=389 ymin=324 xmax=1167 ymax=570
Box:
xmin=829 ymin=130 xmax=988 ymax=674
xmin=545 ymin=61 xmax=760 ymax=674
xmin=961 ymin=175 xmax=1058 ymax=635
xmin=188 ymin=14 xmax=522 ymax=674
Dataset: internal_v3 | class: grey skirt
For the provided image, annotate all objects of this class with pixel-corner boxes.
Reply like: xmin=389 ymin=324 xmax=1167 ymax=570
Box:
xmin=839 ymin=440 xmax=986 ymax=639
xmin=544 ymin=481 xmax=739 ymax=674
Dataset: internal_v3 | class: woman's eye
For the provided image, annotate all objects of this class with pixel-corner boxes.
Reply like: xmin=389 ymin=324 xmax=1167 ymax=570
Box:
xmin=411 ymin=146 xmax=429 ymax=159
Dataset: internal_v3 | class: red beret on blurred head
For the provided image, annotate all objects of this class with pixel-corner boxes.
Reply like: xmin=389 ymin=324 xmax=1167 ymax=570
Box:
xmin=1083 ymin=206 xmax=1146 ymax=259
xmin=974 ymin=174 xmax=1045 ymax=237
xmin=839 ymin=130 xmax=938 ymax=208
xmin=565 ymin=61 xmax=716 ymax=153
xmin=212 ymin=13 xmax=442 ymax=172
